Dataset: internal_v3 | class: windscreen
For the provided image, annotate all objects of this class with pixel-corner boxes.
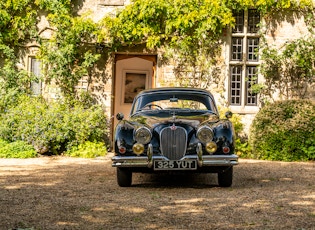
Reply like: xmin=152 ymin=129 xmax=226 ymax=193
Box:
xmin=131 ymin=91 xmax=217 ymax=115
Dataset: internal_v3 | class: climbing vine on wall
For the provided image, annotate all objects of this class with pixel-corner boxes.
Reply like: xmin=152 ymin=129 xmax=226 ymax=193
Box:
xmin=99 ymin=0 xmax=235 ymax=88
xmin=259 ymin=8 xmax=315 ymax=101
xmin=0 ymin=0 xmax=314 ymax=102
xmin=99 ymin=0 xmax=315 ymax=92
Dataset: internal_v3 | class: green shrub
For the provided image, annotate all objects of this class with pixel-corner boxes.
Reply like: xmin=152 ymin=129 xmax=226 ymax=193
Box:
xmin=0 ymin=139 xmax=37 ymax=158
xmin=235 ymin=138 xmax=252 ymax=158
xmin=66 ymin=141 xmax=107 ymax=158
xmin=0 ymin=88 xmax=22 ymax=114
xmin=250 ymin=100 xmax=315 ymax=161
xmin=0 ymin=95 xmax=109 ymax=155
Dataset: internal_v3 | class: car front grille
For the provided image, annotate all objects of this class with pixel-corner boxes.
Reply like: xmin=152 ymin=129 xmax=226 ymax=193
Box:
xmin=159 ymin=126 xmax=187 ymax=160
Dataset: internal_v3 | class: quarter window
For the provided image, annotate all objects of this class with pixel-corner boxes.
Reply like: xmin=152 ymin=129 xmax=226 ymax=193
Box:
xmin=232 ymin=11 xmax=244 ymax=33
xmin=231 ymin=38 xmax=243 ymax=61
xmin=30 ymin=57 xmax=42 ymax=95
xmin=248 ymin=9 xmax=260 ymax=33
xmin=247 ymin=38 xmax=259 ymax=61
xmin=229 ymin=10 xmax=260 ymax=107
xmin=246 ymin=66 xmax=258 ymax=106
xmin=230 ymin=66 xmax=242 ymax=105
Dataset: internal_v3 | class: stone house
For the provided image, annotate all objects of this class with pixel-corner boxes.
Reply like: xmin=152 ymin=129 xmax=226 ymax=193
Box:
xmin=23 ymin=0 xmax=314 ymax=135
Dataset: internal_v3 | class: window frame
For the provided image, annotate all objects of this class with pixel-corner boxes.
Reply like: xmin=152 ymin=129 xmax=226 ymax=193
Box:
xmin=228 ymin=9 xmax=261 ymax=113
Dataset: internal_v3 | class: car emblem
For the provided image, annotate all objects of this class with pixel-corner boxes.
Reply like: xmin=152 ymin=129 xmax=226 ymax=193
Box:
xmin=171 ymin=124 xmax=177 ymax=131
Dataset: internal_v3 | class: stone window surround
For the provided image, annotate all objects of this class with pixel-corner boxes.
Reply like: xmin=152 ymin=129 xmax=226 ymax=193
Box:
xmin=227 ymin=9 xmax=261 ymax=114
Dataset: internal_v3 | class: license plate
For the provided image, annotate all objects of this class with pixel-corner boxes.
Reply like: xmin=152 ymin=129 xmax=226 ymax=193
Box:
xmin=154 ymin=160 xmax=197 ymax=170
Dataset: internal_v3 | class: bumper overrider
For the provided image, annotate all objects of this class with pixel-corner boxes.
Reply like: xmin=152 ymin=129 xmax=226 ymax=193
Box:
xmin=112 ymin=143 xmax=239 ymax=168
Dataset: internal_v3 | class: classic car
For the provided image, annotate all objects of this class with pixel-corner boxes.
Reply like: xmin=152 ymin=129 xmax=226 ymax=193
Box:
xmin=112 ymin=87 xmax=238 ymax=187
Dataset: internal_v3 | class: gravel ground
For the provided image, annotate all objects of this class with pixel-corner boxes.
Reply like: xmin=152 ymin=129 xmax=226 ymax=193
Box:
xmin=0 ymin=153 xmax=314 ymax=230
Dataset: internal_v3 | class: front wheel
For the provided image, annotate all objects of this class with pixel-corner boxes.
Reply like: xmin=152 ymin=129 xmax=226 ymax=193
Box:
xmin=117 ymin=168 xmax=132 ymax=187
xmin=218 ymin=167 xmax=233 ymax=187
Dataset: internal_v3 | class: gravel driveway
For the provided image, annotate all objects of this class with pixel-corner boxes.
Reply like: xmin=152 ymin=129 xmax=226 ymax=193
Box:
xmin=0 ymin=153 xmax=314 ymax=230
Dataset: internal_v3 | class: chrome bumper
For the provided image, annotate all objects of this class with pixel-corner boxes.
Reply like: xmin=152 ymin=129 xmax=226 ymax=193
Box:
xmin=112 ymin=144 xmax=239 ymax=168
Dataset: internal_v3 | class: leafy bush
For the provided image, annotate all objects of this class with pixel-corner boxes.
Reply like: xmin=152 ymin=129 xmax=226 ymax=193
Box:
xmin=234 ymin=138 xmax=252 ymax=158
xmin=0 ymin=139 xmax=37 ymax=158
xmin=250 ymin=100 xmax=315 ymax=161
xmin=66 ymin=141 xmax=107 ymax=158
xmin=0 ymin=95 xmax=109 ymax=155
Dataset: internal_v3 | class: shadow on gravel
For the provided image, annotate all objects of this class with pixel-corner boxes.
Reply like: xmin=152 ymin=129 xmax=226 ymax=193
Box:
xmin=131 ymin=173 xmax=218 ymax=188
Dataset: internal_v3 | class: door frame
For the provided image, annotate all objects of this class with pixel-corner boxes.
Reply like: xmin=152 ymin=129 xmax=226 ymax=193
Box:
xmin=110 ymin=53 xmax=157 ymax=143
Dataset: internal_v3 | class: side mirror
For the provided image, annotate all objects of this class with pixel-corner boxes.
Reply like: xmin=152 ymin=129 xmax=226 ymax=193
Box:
xmin=225 ymin=111 xmax=233 ymax=119
xmin=116 ymin=113 xmax=124 ymax=120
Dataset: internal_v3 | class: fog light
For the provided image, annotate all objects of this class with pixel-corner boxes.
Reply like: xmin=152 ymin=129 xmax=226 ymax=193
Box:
xmin=206 ymin=141 xmax=217 ymax=154
xmin=132 ymin=143 xmax=144 ymax=155
xmin=222 ymin=146 xmax=230 ymax=154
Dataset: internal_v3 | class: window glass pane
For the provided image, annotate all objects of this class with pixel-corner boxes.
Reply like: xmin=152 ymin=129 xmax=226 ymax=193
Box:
xmin=248 ymin=9 xmax=260 ymax=33
xmin=231 ymin=37 xmax=243 ymax=61
xmin=232 ymin=11 xmax=244 ymax=33
xmin=246 ymin=66 xmax=258 ymax=106
xmin=30 ymin=58 xmax=42 ymax=95
xmin=124 ymin=73 xmax=146 ymax=103
xmin=230 ymin=66 xmax=242 ymax=105
xmin=247 ymin=38 xmax=259 ymax=61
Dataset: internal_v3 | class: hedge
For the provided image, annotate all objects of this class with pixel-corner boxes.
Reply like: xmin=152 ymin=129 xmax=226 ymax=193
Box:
xmin=0 ymin=95 xmax=109 ymax=156
xmin=249 ymin=99 xmax=315 ymax=161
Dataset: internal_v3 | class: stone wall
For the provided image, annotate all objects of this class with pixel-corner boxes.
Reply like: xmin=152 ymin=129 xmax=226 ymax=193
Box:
xmin=21 ymin=2 xmax=314 ymax=134
xmin=263 ymin=11 xmax=315 ymax=101
xmin=75 ymin=0 xmax=130 ymax=22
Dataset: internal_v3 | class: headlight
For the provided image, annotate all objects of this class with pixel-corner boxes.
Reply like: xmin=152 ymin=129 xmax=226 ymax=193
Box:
xmin=134 ymin=127 xmax=152 ymax=144
xmin=196 ymin=126 xmax=214 ymax=143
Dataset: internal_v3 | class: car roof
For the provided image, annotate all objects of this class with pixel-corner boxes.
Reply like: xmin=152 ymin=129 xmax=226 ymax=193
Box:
xmin=135 ymin=87 xmax=214 ymax=98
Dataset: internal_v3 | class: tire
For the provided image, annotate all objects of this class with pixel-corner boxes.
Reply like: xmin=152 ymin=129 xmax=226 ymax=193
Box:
xmin=218 ymin=166 xmax=233 ymax=187
xmin=117 ymin=168 xmax=132 ymax=187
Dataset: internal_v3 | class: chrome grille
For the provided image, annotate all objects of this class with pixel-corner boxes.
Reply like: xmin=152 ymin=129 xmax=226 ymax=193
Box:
xmin=160 ymin=126 xmax=187 ymax=160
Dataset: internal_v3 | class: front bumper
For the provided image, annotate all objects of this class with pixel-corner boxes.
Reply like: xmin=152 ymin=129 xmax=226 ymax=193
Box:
xmin=112 ymin=143 xmax=238 ymax=168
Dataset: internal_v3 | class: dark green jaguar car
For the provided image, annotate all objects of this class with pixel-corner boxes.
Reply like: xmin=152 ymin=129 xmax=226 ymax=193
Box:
xmin=112 ymin=87 xmax=238 ymax=187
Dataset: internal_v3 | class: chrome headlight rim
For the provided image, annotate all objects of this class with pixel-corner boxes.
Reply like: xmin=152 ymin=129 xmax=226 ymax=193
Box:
xmin=196 ymin=125 xmax=214 ymax=144
xmin=134 ymin=126 xmax=152 ymax=144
